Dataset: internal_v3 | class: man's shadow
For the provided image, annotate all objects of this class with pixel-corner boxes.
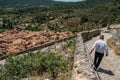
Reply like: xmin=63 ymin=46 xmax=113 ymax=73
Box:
xmin=97 ymin=68 xmax=114 ymax=76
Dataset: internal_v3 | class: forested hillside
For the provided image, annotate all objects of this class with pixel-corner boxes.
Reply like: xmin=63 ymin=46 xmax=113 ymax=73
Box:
xmin=0 ymin=0 xmax=60 ymax=6
xmin=0 ymin=0 xmax=116 ymax=7
xmin=0 ymin=0 xmax=120 ymax=33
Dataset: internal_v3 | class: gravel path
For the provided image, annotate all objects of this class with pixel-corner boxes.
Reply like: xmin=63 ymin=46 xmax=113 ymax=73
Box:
xmin=85 ymin=31 xmax=120 ymax=80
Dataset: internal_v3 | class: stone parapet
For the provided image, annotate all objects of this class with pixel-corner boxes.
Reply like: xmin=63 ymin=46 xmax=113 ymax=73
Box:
xmin=72 ymin=29 xmax=101 ymax=80
xmin=81 ymin=29 xmax=101 ymax=42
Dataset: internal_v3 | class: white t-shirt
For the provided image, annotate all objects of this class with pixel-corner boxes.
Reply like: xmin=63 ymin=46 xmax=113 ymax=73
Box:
xmin=91 ymin=39 xmax=108 ymax=54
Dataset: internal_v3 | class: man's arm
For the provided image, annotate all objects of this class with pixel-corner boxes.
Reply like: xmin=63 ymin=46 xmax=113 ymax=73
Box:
xmin=89 ymin=42 xmax=96 ymax=55
xmin=89 ymin=49 xmax=93 ymax=55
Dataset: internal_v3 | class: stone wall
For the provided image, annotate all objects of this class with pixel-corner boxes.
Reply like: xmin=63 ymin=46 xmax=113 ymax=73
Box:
xmin=72 ymin=29 xmax=101 ymax=80
xmin=0 ymin=35 xmax=76 ymax=60
xmin=81 ymin=30 xmax=101 ymax=42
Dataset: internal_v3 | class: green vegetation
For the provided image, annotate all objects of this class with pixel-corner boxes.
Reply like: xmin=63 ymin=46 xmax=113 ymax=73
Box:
xmin=0 ymin=19 xmax=13 ymax=30
xmin=0 ymin=29 xmax=5 ymax=33
xmin=63 ymin=39 xmax=76 ymax=50
xmin=0 ymin=38 xmax=76 ymax=80
xmin=0 ymin=0 xmax=119 ymax=33
xmin=25 ymin=26 xmax=42 ymax=31
xmin=0 ymin=51 xmax=67 ymax=80
xmin=0 ymin=0 xmax=60 ymax=7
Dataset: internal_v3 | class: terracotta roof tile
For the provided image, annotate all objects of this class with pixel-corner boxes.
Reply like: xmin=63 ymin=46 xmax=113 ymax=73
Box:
xmin=0 ymin=30 xmax=73 ymax=54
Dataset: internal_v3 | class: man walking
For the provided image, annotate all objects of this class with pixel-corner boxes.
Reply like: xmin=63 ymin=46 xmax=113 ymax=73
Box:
xmin=89 ymin=35 xmax=109 ymax=71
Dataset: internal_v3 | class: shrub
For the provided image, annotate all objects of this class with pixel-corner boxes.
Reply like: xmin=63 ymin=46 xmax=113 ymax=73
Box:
xmin=63 ymin=39 xmax=76 ymax=50
xmin=25 ymin=26 xmax=42 ymax=31
xmin=107 ymin=39 xmax=116 ymax=48
xmin=0 ymin=51 xmax=67 ymax=80
xmin=107 ymin=39 xmax=120 ymax=55
xmin=114 ymin=47 xmax=120 ymax=55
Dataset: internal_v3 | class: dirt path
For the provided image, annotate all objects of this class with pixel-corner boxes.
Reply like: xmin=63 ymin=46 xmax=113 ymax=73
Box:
xmin=85 ymin=31 xmax=120 ymax=80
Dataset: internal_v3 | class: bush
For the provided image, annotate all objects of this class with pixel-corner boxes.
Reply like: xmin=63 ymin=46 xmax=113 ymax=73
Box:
xmin=114 ymin=47 xmax=120 ymax=55
xmin=25 ymin=26 xmax=42 ymax=31
xmin=48 ymin=25 xmax=62 ymax=32
xmin=0 ymin=29 xmax=5 ymax=33
xmin=63 ymin=39 xmax=76 ymax=50
xmin=0 ymin=51 xmax=67 ymax=80
xmin=107 ymin=39 xmax=116 ymax=48
xmin=107 ymin=39 xmax=120 ymax=55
